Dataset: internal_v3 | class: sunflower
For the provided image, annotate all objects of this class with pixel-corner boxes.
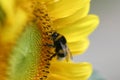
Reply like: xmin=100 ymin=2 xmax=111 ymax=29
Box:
xmin=0 ymin=0 xmax=99 ymax=80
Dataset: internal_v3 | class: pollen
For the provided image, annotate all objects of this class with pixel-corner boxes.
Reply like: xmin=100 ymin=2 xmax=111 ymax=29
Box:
xmin=28 ymin=1 xmax=55 ymax=80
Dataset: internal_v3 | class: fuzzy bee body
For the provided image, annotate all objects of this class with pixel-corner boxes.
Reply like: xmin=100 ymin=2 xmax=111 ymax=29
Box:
xmin=51 ymin=32 xmax=71 ymax=60
xmin=29 ymin=1 xmax=72 ymax=79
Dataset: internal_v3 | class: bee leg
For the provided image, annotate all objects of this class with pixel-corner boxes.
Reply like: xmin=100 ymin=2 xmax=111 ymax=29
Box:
xmin=49 ymin=53 xmax=57 ymax=60
xmin=43 ymin=44 xmax=54 ymax=47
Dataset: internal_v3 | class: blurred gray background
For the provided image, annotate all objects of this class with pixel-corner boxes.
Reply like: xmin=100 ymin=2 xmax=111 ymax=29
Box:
xmin=74 ymin=0 xmax=120 ymax=80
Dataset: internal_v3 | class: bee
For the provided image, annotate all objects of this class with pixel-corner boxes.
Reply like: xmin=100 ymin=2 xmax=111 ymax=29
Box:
xmin=50 ymin=32 xmax=72 ymax=60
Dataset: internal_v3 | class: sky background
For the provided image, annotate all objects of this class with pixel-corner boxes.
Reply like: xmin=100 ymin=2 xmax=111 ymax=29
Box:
xmin=74 ymin=0 xmax=120 ymax=80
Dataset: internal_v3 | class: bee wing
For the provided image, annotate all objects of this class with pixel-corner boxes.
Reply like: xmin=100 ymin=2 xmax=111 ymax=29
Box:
xmin=60 ymin=42 xmax=73 ymax=61
xmin=60 ymin=42 xmax=67 ymax=54
xmin=66 ymin=45 xmax=73 ymax=60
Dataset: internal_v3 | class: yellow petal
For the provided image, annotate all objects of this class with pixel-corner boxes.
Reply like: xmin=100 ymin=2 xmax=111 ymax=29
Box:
xmin=53 ymin=2 xmax=90 ymax=29
xmin=47 ymin=61 xmax=92 ymax=80
xmin=0 ymin=0 xmax=28 ymax=43
xmin=57 ymin=15 xmax=99 ymax=42
xmin=0 ymin=0 xmax=14 ymax=18
xmin=47 ymin=74 xmax=69 ymax=80
xmin=68 ymin=38 xmax=89 ymax=55
xmin=0 ymin=9 xmax=27 ymax=43
xmin=47 ymin=0 xmax=90 ymax=20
